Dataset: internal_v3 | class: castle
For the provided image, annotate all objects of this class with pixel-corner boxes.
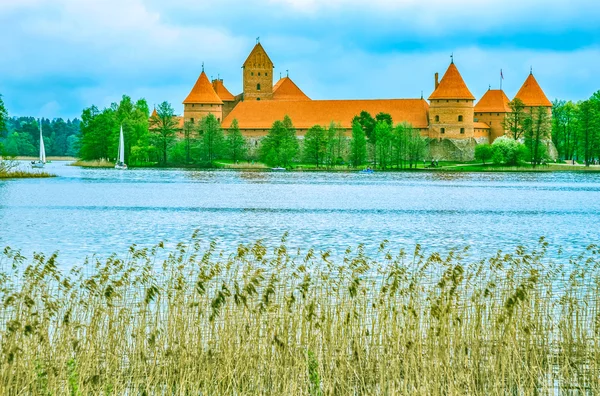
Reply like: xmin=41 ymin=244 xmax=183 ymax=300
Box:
xmin=181 ymin=41 xmax=553 ymax=160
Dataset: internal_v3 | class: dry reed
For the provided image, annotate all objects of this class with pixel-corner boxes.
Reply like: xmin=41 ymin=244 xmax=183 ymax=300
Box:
xmin=0 ymin=235 xmax=598 ymax=394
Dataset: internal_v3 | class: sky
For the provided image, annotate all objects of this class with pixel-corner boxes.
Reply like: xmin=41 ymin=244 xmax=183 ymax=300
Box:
xmin=1 ymin=0 xmax=599 ymax=119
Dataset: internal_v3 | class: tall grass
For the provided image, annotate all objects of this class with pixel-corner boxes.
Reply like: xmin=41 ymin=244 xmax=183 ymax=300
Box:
xmin=0 ymin=235 xmax=598 ymax=394
xmin=70 ymin=159 xmax=115 ymax=168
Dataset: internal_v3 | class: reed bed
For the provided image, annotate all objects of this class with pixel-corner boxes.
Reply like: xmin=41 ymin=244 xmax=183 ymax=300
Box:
xmin=1 ymin=235 xmax=599 ymax=394
xmin=70 ymin=159 xmax=115 ymax=168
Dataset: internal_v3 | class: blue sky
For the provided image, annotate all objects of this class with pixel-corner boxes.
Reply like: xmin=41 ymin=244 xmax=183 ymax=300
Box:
xmin=1 ymin=0 xmax=599 ymax=119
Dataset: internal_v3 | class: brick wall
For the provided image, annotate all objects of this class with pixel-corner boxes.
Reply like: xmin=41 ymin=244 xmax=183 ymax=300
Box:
xmin=428 ymin=99 xmax=474 ymax=139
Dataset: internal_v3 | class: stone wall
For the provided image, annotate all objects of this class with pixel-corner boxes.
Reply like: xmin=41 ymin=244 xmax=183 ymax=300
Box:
xmin=428 ymin=138 xmax=478 ymax=161
xmin=475 ymin=112 xmax=507 ymax=142
xmin=243 ymin=50 xmax=274 ymax=101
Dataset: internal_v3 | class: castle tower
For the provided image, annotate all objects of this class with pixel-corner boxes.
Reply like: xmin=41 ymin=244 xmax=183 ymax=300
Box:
xmin=428 ymin=61 xmax=475 ymax=139
xmin=183 ymin=70 xmax=223 ymax=124
xmin=242 ymin=42 xmax=274 ymax=101
xmin=474 ymin=88 xmax=511 ymax=142
xmin=514 ymin=71 xmax=552 ymax=116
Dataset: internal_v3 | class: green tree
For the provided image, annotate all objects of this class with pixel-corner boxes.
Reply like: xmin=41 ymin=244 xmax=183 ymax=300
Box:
xmin=182 ymin=120 xmax=195 ymax=164
xmin=303 ymin=125 xmax=327 ymax=167
xmin=552 ymin=100 xmax=578 ymax=160
xmin=198 ymin=114 xmax=225 ymax=167
xmin=503 ymin=98 xmax=528 ymax=140
xmin=474 ymin=144 xmax=493 ymax=165
xmin=352 ymin=111 xmax=376 ymax=165
xmin=576 ymin=97 xmax=599 ymax=167
xmin=0 ymin=94 xmax=7 ymax=137
xmin=374 ymin=121 xmax=392 ymax=170
xmin=260 ymin=116 xmax=299 ymax=168
xmin=226 ymin=119 xmax=247 ymax=163
xmin=492 ymin=136 xmax=527 ymax=166
xmin=80 ymin=106 xmax=115 ymax=160
xmin=350 ymin=121 xmax=367 ymax=167
xmin=525 ymin=107 xmax=551 ymax=167
xmin=150 ymin=101 xmax=177 ymax=165
xmin=405 ymin=125 xmax=427 ymax=169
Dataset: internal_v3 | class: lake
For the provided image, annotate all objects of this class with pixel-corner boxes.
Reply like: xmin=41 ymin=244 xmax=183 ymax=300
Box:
xmin=1 ymin=161 xmax=599 ymax=268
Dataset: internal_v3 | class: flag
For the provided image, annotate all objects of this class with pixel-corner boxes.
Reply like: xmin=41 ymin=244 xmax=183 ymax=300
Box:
xmin=501 ymin=69 xmax=504 ymax=80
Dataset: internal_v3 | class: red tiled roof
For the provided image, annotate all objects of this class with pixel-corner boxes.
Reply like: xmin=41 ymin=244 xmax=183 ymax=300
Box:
xmin=474 ymin=121 xmax=490 ymax=129
xmin=272 ymin=77 xmax=310 ymax=101
xmin=222 ymin=99 xmax=430 ymax=130
xmin=514 ymin=73 xmax=552 ymax=107
xmin=151 ymin=108 xmax=158 ymax=117
xmin=212 ymin=79 xmax=235 ymax=102
xmin=474 ymin=89 xmax=511 ymax=113
xmin=429 ymin=63 xmax=475 ymax=100
xmin=243 ymin=43 xmax=274 ymax=68
xmin=183 ymin=71 xmax=223 ymax=105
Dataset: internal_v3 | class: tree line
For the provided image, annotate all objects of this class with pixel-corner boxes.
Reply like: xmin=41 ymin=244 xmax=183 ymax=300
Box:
xmin=0 ymin=95 xmax=81 ymax=157
xmin=552 ymin=91 xmax=600 ymax=166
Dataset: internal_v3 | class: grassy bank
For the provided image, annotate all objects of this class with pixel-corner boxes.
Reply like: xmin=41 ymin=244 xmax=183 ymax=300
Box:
xmin=1 ymin=236 xmax=599 ymax=394
xmin=70 ymin=159 xmax=115 ymax=168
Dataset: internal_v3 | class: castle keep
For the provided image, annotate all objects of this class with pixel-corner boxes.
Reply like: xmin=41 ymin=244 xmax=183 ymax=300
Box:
xmin=181 ymin=42 xmax=552 ymax=159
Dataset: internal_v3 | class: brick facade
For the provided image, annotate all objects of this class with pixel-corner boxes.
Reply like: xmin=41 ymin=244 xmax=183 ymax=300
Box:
xmin=428 ymin=99 xmax=475 ymax=139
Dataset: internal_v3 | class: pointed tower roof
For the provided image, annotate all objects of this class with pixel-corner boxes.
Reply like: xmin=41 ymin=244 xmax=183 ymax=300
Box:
xmin=272 ymin=77 xmax=310 ymax=101
xmin=212 ymin=79 xmax=235 ymax=102
xmin=474 ymin=89 xmax=511 ymax=113
xmin=243 ymin=43 xmax=274 ymax=68
xmin=183 ymin=71 xmax=223 ymax=104
xmin=514 ymin=73 xmax=552 ymax=107
xmin=151 ymin=107 xmax=158 ymax=117
xmin=429 ymin=62 xmax=475 ymax=100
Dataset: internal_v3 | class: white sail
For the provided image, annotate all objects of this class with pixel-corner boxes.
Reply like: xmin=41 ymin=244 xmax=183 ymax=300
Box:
xmin=39 ymin=120 xmax=46 ymax=163
xmin=118 ymin=125 xmax=125 ymax=164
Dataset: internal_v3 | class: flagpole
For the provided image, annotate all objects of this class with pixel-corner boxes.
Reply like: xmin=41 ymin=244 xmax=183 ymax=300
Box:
xmin=500 ymin=69 xmax=503 ymax=90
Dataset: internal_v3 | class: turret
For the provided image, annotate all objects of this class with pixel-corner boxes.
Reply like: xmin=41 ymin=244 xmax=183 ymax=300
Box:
xmin=183 ymin=69 xmax=223 ymax=124
xmin=514 ymin=71 xmax=552 ymax=116
xmin=428 ymin=60 xmax=475 ymax=139
xmin=474 ymin=88 xmax=511 ymax=142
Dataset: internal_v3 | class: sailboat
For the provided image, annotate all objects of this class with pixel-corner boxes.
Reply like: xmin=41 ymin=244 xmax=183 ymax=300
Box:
xmin=31 ymin=120 xmax=46 ymax=168
xmin=115 ymin=125 xmax=128 ymax=170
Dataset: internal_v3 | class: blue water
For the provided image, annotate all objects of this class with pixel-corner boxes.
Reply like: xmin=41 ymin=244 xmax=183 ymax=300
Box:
xmin=1 ymin=161 xmax=599 ymax=267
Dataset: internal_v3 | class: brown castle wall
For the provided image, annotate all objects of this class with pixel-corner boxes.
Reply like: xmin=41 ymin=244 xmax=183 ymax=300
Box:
xmin=428 ymin=99 xmax=474 ymax=139
xmin=183 ymin=103 xmax=223 ymax=125
xmin=476 ymin=112 xmax=507 ymax=142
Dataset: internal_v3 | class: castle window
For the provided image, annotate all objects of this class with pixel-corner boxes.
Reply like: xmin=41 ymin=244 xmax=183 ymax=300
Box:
xmin=258 ymin=72 xmax=261 ymax=76
xmin=458 ymin=115 xmax=463 ymax=122
xmin=251 ymin=72 xmax=254 ymax=76
xmin=441 ymin=128 xmax=445 ymax=134
xmin=257 ymin=98 xmax=261 ymax=101
xmin=192 ymin=104 xmax=195 ymax=108
xmin=460 ymin=128 xmax=465 ymax=134
xmin=201 ymin=104 xmax=204 ymax=107
xmin=257 ymin=83 xmax=261 ymax=91
xmin=266 ymin=72 xmax=268 ymax=76
xmin=435 ymin=115 xmax=439 ymax=122
xmin=191 ymin=118 xmax=194 ymax=124
xmin=497 ymin=113 xmax=500 ymax=116
xmin=457 ymin=100 xmax=459 ymax=103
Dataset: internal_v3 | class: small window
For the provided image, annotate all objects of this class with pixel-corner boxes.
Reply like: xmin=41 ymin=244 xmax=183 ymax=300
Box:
xmin=258 ymin=72 xmax=261 ymax=76
xmin=457 ymin=100 xmax=459 ymax=103
xmin=490 ymin=121 xmax=493 ymax=125
xmin=446 ymin=100 xmax=449 ymax=103
xmin=257 ymin=83 xmax=261 ymax=91
xmin=201 ymin=104 xmax=204 ymax=107
xmin=435 ymin=115 xmax=439 ymax=122
xmin=458 ymin=115 xmax=463 ymax=122
xmin=266 ymin=72 xmax=268 ymax=76
xmin=497 ymin=113 xmax=499 ymax=116
xmin=192 ymin=104 xmax=195 ymax=108
xmin=218 ymin=118 xmax=220 ymax=122
xmin=251 ymin=72 xmax=254 ymax=76
xmin=257 ymin=98 xmax=260 ymax=101
xmin=460 ymin=128 xmax=465 ymax=134
xmin=441 ymin=128 xmax=445 ymax=134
